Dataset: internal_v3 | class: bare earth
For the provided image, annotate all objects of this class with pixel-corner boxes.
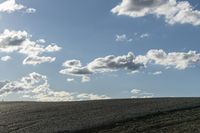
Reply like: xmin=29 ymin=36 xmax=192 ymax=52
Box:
xmin=1 ymin=98 xmax=200 ymax=133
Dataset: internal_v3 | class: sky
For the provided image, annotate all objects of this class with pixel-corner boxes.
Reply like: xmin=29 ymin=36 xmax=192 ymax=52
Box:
xmin=0 ymin=0 xmax=200 ymax=101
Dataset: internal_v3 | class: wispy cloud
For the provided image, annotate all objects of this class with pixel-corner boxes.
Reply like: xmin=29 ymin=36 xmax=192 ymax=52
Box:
xmin=26 ymin=8 xmax=36 ymax=14
xmin=140 ymin=33 xmax=150 ymax=39
xmin=115 ymin=34 xmax=133 ymax=42
xmin=131 ymin=88 xmax=154 ymax=98
xmin=115 ymin=33 xmax=150 ymax=43
xmin=152 ymin=71 xmax=163 ymax=75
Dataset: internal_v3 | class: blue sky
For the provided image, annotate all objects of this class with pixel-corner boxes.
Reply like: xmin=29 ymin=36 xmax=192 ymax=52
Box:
xmin=0 ymin=0 xmax=200 ymax=101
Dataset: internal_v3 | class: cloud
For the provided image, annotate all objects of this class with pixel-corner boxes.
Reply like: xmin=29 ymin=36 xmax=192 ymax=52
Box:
xmin=0 ymin=80 xmax=9 ymax=88
xmin=76 ymin=93 xmax=109 ymax=101
xmin=0 ymin=72 xmax=110 ymax=101
xmin=0 ymin=55 xmax=11 ymax=61
xmin=59 ymin=60 xmax=93 ymax=81
xmin=67 ymin=78 xmax=74 ymax=82
xmin=36 ymin=39 xmax=46 ymax=44
xmin=131 ymin=88 xmax=154 ymax=98
xmin=45 ymin=44 xmax=62 ymax=52
xmin=131 ymin=88 xmax=141 ymax=94
xmin=23 ymin=56 xmax=56 ymax=65
xmin=0 ymin=72 xmax=47 ymax=96
xmin=137 ymin=49 xmax=200 ymax=70
xmin=115 ymin=33 xmax=150 ymax=43
xmin=152 ymin=71 xmax=162 ymax=75
xmin=115 ymin=34 xmax=133 ymax=42
xmin=87 ymin=52 xmax=143 ymax=72
xmin=0 ymin=0 xmax=36 ymax=14
xmin=61 ymin=49 xmax=200 ymax=82
xmin=26 ymin=8 xmax=36 ymax=14
xmin=0 ymin=29 xmax=61 ymax=65
xmin=0 ymin=0 xmax=24 ymax=13
xmin=81 ymin=76 xmax=91 ymax=83
xmin=111 ymin=0 xmax=200 ymax=26
xmin=140 ymin=33 xmax=150 ymax=39
xmin=60 ymin=52 xmax=144 ymax=82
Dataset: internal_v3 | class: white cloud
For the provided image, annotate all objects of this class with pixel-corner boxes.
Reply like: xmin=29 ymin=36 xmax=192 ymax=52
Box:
xmin=36 ymin=39 xmax=46 ymax=44
xmin=0 ymin=0 xmax=36 ymax=14
xmin=61 ymin=49 xmax=200 ymax=82
xmin=115 ymin=34 xmax=133 ymax=42
xmin=0 ymin=29 xmax=61 ymax=65
xmin=152 ymin=71 xmax=162 ymax=75
xmin=76 ymin=93 xmax=109 ymax=101
xmin=0 ymin=55 xmax=11 ymax=61
xmin=26 ymin=8 xmax=36 ymax=14
xmin=60 ymin=60 xmax=93 ymax=82
xmin=0 ymin=0 xmax=24 ymax=13
xmin=0 ymin=72 xmax=110 ymax=101
xmin=111 ymin=0 xmax=200 ymax=26
xmin=0 ymin=80 xmax=9 ymax=89
xmin=81 ymin=76 xmax=91 ymax=83
xmin=87 ymin=52 xmax=143 ymax=72
xmin=23 ymin=56 xmax=56 ymax=65
xmin=140 ymin=49 xmax=200 ymax=70
xmin=67 ymin=78 xmax=74 ymax=82
xmin=115 ymin=33 xmax=150 ymax=43
xmin=45 ymin=44 xmax=62 ymax=52
xmin=140 ymin=33 xmax=150 ymax=39
xmin=60 ymin=52 xmax=144 ymax=82
xmin=131 ymin=88 xmax=141 ymax=94
xmin=0 ymin=29 xmax=28 ymax=52
xmin=131 ymin=88 xmax=154 ymax=98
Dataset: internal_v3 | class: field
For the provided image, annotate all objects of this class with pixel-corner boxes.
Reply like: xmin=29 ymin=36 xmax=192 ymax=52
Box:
xmin=1 ymin=98 xmax=200 ymax=133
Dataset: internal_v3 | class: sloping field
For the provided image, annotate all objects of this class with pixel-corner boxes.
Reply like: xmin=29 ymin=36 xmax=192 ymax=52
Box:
xmin=94 ymin=105 xmax=200 ymax=133
xmin=1 ymin=98 xmax=200 ymax=133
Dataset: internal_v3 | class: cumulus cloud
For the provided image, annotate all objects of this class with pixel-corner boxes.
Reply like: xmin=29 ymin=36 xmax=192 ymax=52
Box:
xmin=0 ymin=0 xmax=36 ymax=14
xmin=87 ymin=52 xmax=143 ymax=72
xmin=0 ymin=72 xmax=110 ymax=101
xmin=136 ymin=49 xmax=200 ymax=70
xmin=0 ymin=72 xmax=46 ymax=96
xmin=0 ymin=80 xmax=9 ymax=89
xmin=0 ymin=0 xmax=24 ymax=13
xmin=60 ymin=60 xmax=93 ymax=82
xmin=60 ymin=52 xmax=144 ymax=82
xmin=0 ymin=55 xmax=11 ymax=61
xmin=45 ymin=44 xmax=62 ymax=52
xmin=131 ymin=88 xmax=154 ymax=98
xmin=61 ymin=49 xmax=200 ymax=82
xmin=0 ymin=29 xmax=61 ymax=65
xmin=111 ymin=0 xmax=200 ymax=26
